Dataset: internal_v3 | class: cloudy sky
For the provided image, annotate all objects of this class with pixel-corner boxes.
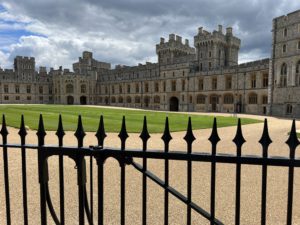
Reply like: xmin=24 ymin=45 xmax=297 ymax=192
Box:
xmin=0 ymin=0 xmax=300 ymax=70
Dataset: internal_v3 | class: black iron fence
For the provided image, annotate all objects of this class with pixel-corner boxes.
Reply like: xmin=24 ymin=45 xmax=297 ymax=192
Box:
xmin=0 ymin=114 xmax=300 ymax=225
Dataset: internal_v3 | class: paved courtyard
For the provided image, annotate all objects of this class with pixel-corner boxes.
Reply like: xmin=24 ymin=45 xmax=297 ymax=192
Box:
xmin=0 ymin=111 xmax=299 ymax=224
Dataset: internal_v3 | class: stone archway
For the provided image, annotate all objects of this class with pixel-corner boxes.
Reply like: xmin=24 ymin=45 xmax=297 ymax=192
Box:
xmin=170 ymin=96 xmax=179 ymax=111
xmin=67 ymin=96 xmax=74 ymax=105
xmin=80 ymin=96 xmax=87 ymax=105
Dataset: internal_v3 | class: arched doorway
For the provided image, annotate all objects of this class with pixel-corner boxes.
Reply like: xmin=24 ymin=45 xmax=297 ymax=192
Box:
xmin=80 ymin=96 xmax=87 ymax=105
xmin=170 ymin=97 xmax=179 ymax=111
xmin=67 ymin=96 xmax=74 ymax=105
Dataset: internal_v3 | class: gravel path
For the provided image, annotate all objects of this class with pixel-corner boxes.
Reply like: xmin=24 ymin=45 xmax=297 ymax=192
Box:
xmin=0 ymin=111 xmax=299 ymax=225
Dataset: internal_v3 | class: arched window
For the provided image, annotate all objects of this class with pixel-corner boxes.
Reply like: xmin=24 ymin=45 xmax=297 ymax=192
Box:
xmin=223 ymin=94 xmax=234 ymax=104
xmin=248 ymin=93 xmax=257 ymax=104
xmin=118 ymin=96 xmax=123 ymax=103
xmin=280 ymin=63 xmax=287 ymax=87
xmin=286 ymin=104 xmax=293 ymax=115
xmin=126 ymin=96 xmax=131 ymax=103
xmin=154 ymin=95 xmax=160 ymax=104
xmin=283 ymin=44 xmax=287 ymax=53
xmin=81 ymin=84 xmax=86 ymax=94
xmin=111 ymin=96 xmax=116 ymax=103
xmin=66 ymin=84 xmax=73 ymax=94
xmin=196 ymin=94 xmax=206 ymax=104
xmin=135 ymin=96 xmax=140 ymax=103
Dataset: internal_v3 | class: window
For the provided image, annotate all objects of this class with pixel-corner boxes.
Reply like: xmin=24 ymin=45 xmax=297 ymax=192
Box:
xmin=200 ymin=52 xmax=203 ymax=58
xmin=135 ymin=96 xmax=140 ymax=103
xmin=16 ymin=96 xmax=20 ymax=100
xmin=189 ymin=96 xmax=192 ymax=103
xmin=135 ymin=83 xmax=139 ymax=93
xmin=296 ymin=61 xmax=300 ymax=86
xmin=112 ymin=85 xmax=115 ymax=94
xmin=154 ymin=96 xmax=160 ymax=103
xmin=111 ymin=97 xmax=116 ymax=103
xmin=49 ymin=87 xmax=52 ymax=94
xmin=4 ymin=96 xmax=9 ymax=100
xmin=280 ymin=63 xmax=287 ymax=87
xmin=119 ymin=85 xmax=122 ymax=94
xmin=118 ymin=96 xmax=123 ymax=103
xmin=15 ymin=85 xmax=20 ymax=93
xmin=4 ymin=85 xmax=8 ymax=93
xmin=226 ymin=76 xmax=232 ymax=89
xmin=39 ymin=86 xmax=43 ymax=94
xmin=198 ymin=79 xmax=203 ymax=90
xmin=145 ymin=83 xmax=149 ymax=93
xmin=200 ymin=63 xmax=203 ymax=71
xmin=81 ymin=84 xmax=86 ymax=94
xmin=284 ymin=28 xmax=287 ymax=37
xmin=182 ymin=80 xmax=185 ymax=91
xmin=251 ymin=74 xmax=256 ymax=88
xmin=223 ymin=94 xmax=233 ymax=104
xmin=27 ymin=96 xmax=31 ymax=101
xmin=298 ymin=41 xmax=300 ymax=50
xmin=127 ymin=84 xmax=130 ymax=93
xmin=171 ymin=80 xmax=176 ymax=91
xmin=66 ymin=84 xmax=73 ymax=94
xmin=212 ymin=77 xmax=217 ymax=90
xmin=182 ymin=95 xmax=184 ymax=101
xmin=209 ymin=51 xmax=212 ymax=58
xmin=209 ymin=62 xmax=212 ymax=70
xmin=155 ymin=82 xmax=159 ymax=92
xmin=163 ymin=81 xmax=166 ymax=92
xmin=262 ymin=95 xmax=268 ymax=104
xmin=126 ymin=96 xmax=131 ymax=103
xmin=248 ymin=93 xmax=257 ymax=104
xmin=286 ymin=104 xmax=293 ymax=115
xmin=26 ymin=85 xmax=31 ymax=93
xmin=39 ymin=96 xmax=43 ymax=101
xmin=283 ymin=44 xmax=287 ymax=53
xmin=196 ymin=94 xmax=206 ymax=104
xmin=263 ymin=74 xmax=268 ymax=88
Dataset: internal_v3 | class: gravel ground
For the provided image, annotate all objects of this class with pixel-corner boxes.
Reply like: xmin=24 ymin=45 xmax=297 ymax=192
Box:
xmin=0 ymin=111 xmax=299 ymax=225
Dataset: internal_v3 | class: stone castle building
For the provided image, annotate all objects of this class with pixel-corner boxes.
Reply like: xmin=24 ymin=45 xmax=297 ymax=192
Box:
xmin=0 ymin=10 xmax=300 ymax=117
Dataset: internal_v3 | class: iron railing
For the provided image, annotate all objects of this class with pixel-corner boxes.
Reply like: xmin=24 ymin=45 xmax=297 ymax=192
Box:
xmin=0 ymin=114 xmax=300 ymax=225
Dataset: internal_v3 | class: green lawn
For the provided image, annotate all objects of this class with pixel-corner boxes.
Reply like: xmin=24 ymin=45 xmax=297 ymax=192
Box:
xmin=0 ymin=105 xmax=261 ymax=133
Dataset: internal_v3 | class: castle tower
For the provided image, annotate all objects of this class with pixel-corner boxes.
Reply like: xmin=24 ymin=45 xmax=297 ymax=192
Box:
xmin=14 ymin=56 xmax=35 ymax=81
xmin=156 ymin=34 xmax=195 ymax=65
xmin=194 ymin=25 xmax=240 ymax=71
xmin=269 ymin=9 xmax=300 ymax=117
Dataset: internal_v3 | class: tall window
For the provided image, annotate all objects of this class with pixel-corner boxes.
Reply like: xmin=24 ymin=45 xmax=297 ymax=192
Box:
xmin=280 ymin=63 xmax=287 ymax=87
xmin=163 ymin=81 xmax=166 ymax=92
xmin=66 ymin=84 xmax=73 ymax=94
xmin=224 ymin=94 xmax=234 ymax=104
xmin=198 ymin=78 xmax=203 ymax=90
xmin=209 ymin=62 xmax=212 ymax=70
xmin=200 ymin=63 xmax=203 ymax=71
xmin=182 ymin=80 xmax=185 ymax=91
xmin=296 ymin=61 xmax=300 ymax=86
xmin=81 ymin=84 xmax=86 ymax=94
xmin=135 ymin=83 xmax=139 ymax=93
xmin=26 ymin=85 xmax=31 ymax=93
xmin=263 ymin=74 xmax=268 ymax=88
xmin=145 ymin=83 xmax=149 ymax=93
xmin=284 ymin=28 xmax=287 ymax=37
xmin=298 ymin=41 xmax=300 ymax=50
xmin=251 ymin=74 xmax=256 ymax=88
xmin=283 ymin=44 xmax=287 ymax=53
xmin=171 ymin=80 xmax=176 ymax=91
xmin=127 ymin=84 xmax=130 ymax=93
xmin=262 ymin=95 xmax=268 ymax=104
xmin=155 ymin=82 xmax=159 ymax=92
xmin=112 ymin=85 xmax=115 ymax=94
xmin=4 ymin=85 xmax=8 ymax=93
xmin=248 ymin=93 xmax=257 ymax=104
xmin=196 ymin=94 xmax=205 ymax=104
xmin=154 ymin=96 xmax=160 ymax=103
xmin=119 ymin=85 xmax=122 ymax=94
xmin=286 ymin=104 xmax=293 ymax=115
xmin=15 ymin=85 xmax=20 ymax=93
xmin=226 ymin=76 xmax=232 ymax=89
xmin=212 ymin=77 xmax=217 ymax=90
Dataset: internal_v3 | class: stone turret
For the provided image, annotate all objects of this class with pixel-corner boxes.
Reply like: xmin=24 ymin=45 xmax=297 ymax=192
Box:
xmin=156 ymin=34 xmax=195 ymax=65
xmin=194 ymin=25 xmax=241 ymax=71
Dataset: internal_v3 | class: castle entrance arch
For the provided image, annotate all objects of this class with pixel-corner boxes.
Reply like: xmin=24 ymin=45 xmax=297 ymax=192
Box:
xmin=170 ymin=96 xmax=179 ymax=111
xmin=80 ymin=96 xmax=87 ymax=105
xmin=67 ymin=96 xmax=74 ymax=105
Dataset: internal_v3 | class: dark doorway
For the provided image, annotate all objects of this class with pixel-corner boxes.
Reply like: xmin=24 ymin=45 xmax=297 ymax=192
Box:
xmin=80 ymin=96 xmax=87 ymax=105
xmin=67 ymin=96 xmax=74 ymax=105
xmin=170 ymin=97 xmax=179 ymax=111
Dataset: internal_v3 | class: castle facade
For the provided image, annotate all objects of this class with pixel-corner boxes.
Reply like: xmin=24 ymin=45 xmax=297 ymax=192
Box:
xmin=1 ymin=10 xmax=300 ymax=117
